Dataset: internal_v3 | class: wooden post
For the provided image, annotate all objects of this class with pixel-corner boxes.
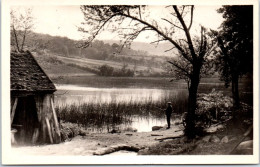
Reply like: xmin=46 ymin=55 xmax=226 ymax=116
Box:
xmin=45 ymin=117 xmax=53 ymax=144
xmin=50 ymin=121 xmax=55 ymax=137
xmin=32 ymin=128 xmax=39 ymax=144
xmin=42 ymin=123 xmax=46 ymax=143
xmin=11 ymin=129 xmax=18 ymax=145
xmin=51 ymin=97 xmax=61 ymax=140
xmin=11 ymin=98 xmax=18 ymax=126
xmin=50 ymin=121 xmax=57 ymax=143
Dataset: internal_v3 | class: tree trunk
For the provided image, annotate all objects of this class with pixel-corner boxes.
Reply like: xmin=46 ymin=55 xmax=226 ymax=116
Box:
xmin=232 ymin=74 xmax=240 ymax=109
xmin=185 ymin=65 xmax=201 ymax=139
xmin=12 ymin=26 xmax=20 ymax=52
xmin=21 ymin=29 xmax=27 ymax=51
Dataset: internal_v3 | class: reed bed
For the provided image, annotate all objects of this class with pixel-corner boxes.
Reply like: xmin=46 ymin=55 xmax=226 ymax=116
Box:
xmin=55 ymin=80 xmax=246 ymax=130
xmin=55 ymin=90 xmax=188 ymax=128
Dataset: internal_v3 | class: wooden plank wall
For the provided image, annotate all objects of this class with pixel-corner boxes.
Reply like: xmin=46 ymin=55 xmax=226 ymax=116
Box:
xmin=34 ymin=94 xmax=61 ymax=144
xmin=11 ymin=94 xmax=61 ymax=145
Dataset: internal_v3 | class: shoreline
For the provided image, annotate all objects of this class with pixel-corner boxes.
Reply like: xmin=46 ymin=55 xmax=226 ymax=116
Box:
xmin=12 ymin=125 xmax=184 ymax=156
xmin=11 ymin=120 xmax=253 ymax=156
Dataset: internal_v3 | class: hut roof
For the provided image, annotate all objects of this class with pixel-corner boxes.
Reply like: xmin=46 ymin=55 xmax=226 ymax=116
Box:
xmin=11 ymin=51 xmax=56 ymax=93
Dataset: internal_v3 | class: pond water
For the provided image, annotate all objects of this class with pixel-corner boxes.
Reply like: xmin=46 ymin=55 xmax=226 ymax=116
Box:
xmin=54 ymin=84 xmax=185 ymax=132
xmin=54 ymin=84 xmax=183 ymax=105
xmin=98 ymin=115 xmax=181 ymax=133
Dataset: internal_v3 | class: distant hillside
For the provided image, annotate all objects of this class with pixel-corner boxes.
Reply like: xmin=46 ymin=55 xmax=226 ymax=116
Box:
xmin=11 ymin=31 xmax=179 ymax=78
xmin=103 ymin=40 xmax=178 ymax=57
xmin=24 ymin=31 xmax=168 ymax=57
xmin=18 ymin=31 xmax=171 ymax=73
xmin=33 ymin=50 xmax=168 ymax=79
xmin=24 ymin=31 xmax=177 ymax=58
xmin=23 ymin=31 xmax=171 ymax=65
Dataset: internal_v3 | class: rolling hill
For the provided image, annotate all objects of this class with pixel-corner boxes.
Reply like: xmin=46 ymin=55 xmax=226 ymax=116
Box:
xmin=18 ymin=31 xmax=173 ymax=78
xmin=33 ymin=49 xmax=168 ymax=78
xmin=103 ymin=40 xmax=177 ymax=57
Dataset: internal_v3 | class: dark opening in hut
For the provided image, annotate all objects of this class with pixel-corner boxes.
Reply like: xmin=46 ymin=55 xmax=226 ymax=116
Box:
xmin=11 ymin=51 xmax=61 ymax=145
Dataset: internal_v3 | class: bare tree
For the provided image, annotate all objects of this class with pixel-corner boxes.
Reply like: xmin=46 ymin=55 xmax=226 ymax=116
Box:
xmin=10 ymin=8 xmax=34 ymax=52
xmin=79 ymin=5 xmax=216 ymax=138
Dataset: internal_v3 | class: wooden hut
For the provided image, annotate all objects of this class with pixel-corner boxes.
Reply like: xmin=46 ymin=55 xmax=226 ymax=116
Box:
xmin=11 ymin=51 xmax=61 ymax=145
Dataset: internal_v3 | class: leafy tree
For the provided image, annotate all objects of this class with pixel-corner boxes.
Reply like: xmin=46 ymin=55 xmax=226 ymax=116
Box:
xmin=213 ymin=6 xmax=253 ymax=108
xmin=111 ymin=43 xmax=120 ymax=52
xmin=78 ymin=5 xmax=216 ymax=138
xmin=99 ymin=64 xmax=114 ymax=76
xmin=10 ymin=8 xmax=34 ymax=52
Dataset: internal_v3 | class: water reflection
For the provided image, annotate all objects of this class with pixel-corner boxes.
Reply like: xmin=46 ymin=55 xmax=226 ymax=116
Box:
xmin=123 ymin=116 xmax=180 ymax=132
xmin=85 ymin=116 xmax=180 ymax=133
xmin=54 ymin=84 xmax=180 ymax=106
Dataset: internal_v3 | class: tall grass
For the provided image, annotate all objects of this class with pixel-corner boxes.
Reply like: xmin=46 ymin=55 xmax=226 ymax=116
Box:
xmin=55 ymin=76 xmax=252 ymax=130
xmin=56 ymin=90 xmax=188 ymax=129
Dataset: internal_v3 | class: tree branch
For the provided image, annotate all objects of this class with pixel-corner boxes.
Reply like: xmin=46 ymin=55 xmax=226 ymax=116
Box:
xmin=21 ymin=29 xmax=27 ymax=51
xmin=187 ymin=6 xmax=194 ymax=30
xmin=138 ymin=6 xmax=142 ymax=20
xmin=161 ymin=18 xmax=183 ymax=30
xmin=164 ymin=47 xmax=176 ymax=52
xmin=179 ymin=39 xmax=188 ymax=44
xmin=150 ymin=39 xmax=167 ymax=45
xmin=199 ymin=26 xmax=204 ymax=56
xmin=80 ymin=14 xmax=118 ymax=47
xmin=216 ymin=35 xmax=228 ymax=57
xmin=168 ymin=60 xmax=190 ymax=77
xmin=11 ymin=25 xmax=20 ymax=52
xmin=173 ymin=5 xmax=197 ymax=60
xmin=118 ymin=12 xmax=189 ymax=59
xmin=117 ymin=26 xmax=152 ymax=51
xmin=10 ymin=8 xmax=34 ymax=52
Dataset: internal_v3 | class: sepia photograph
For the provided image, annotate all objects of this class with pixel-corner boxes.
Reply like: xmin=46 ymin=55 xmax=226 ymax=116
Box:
xmin=1 ymin=0 xmax=259 ymax=165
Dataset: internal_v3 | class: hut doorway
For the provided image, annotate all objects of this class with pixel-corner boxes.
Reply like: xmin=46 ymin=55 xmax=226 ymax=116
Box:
xmin=12 ymin=96 xmax=40 ymax=145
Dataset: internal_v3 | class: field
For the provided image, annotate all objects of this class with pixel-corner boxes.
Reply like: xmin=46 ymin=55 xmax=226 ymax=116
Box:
xmin=33 ymin=53 xmax=96 ymax=77
xmin=33 ymin=51 xmax=165 ymax=78
xmin=55 ymin=55 xmax=164 ymax=72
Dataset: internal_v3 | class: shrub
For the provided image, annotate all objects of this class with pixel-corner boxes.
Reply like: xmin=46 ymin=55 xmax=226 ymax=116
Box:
xmin=98 ymin=64 xmax=135 ymax=77
xmin=60 ymin=121 xmax=88 ymax=141
xmin=196 ymin=89 xmax=233 ymax=121
xmin=98 ymin=64 xmax=114 ymax=76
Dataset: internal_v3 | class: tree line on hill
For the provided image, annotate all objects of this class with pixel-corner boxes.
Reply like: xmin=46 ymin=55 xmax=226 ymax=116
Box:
xmin=11 ymin=30 xmax=166 ymax=69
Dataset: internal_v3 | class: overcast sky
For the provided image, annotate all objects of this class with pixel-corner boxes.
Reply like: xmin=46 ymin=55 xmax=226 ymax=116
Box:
xmin=11 ymin=5 xmax=224 ymax=42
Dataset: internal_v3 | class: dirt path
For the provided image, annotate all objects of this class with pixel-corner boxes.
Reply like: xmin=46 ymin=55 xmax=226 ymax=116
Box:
xmin=11 ymin=123 xmax=252 ymax=156
xmin=12 ymin=126 xmax=184 ymax=156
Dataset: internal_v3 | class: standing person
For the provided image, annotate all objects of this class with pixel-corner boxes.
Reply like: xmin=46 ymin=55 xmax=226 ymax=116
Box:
xmin=165 ymin=102 xmax=173 ymax=129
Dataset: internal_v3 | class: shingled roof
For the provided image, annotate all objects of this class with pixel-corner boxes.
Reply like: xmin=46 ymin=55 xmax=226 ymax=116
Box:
xmin=11 ymin=51 xmax=56 ymax=93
